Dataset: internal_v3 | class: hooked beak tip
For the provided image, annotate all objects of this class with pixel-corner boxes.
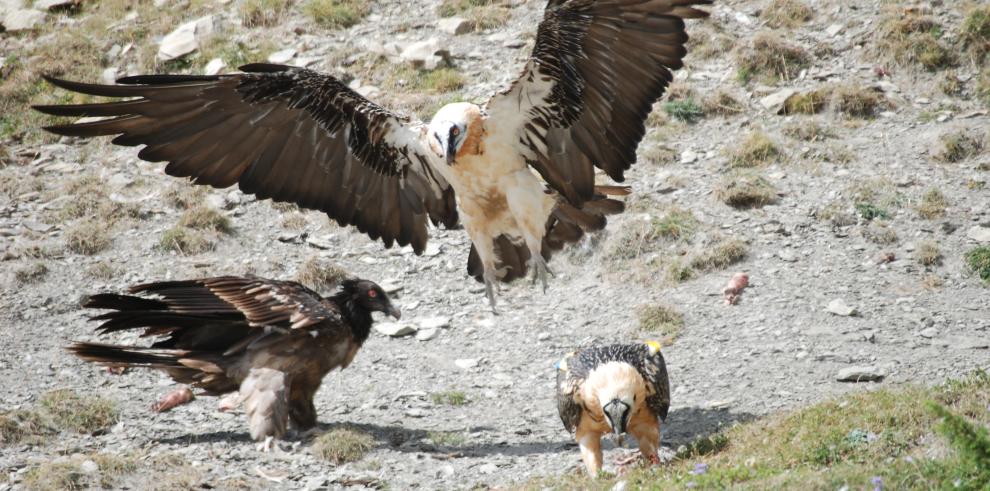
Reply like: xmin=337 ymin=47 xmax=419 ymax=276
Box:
xmin=387 ymin=305 xmax=402 ymax=320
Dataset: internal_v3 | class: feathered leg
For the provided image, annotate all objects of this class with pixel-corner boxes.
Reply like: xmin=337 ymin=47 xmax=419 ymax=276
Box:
xmin=505 ymin=172 xmax=555 ymax=293
xmin=240 ymin=368 xmax=289 ymax=452
xmin=576 ymin=428 xmax=604 ymax=476
xmin=629 ymin=413 xmax=662 ymax=466
xmin=470 ymin=231 xmax=500 ymax=312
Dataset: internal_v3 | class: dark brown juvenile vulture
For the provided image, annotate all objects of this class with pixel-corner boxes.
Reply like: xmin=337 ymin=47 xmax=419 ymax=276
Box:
xmin=556 ymin=342 xmax=670 ymax=476
xmin=69 ymin=275 xmax=399 ymax=450
xmin=35 ymin=0 xmax=710 ymax=309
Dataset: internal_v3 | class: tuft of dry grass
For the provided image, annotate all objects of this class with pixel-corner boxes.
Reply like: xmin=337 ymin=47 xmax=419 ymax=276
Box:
xmin=65 ymin=219 xmax=113 ymax=255
xmin=162 ymin=184 xmax=207 ymax=210
xmin=762 ymin=0 xmax=813 ymax=28
xmin=875 ymin=13 xmax=954 ymax=71
xmin=978 ymin=68 xmax=990 ymax=107
xmin=607 ymin=208 xmax=698 ymax=261
xmin=14 ymin=262 xmax=48 ymax=284
xmin=0 ymin=172 xmax=44 ymax=199
xmin=640 ymin=143 xmax=678 ymax=166
xmin=418 ymin=67 xmax=465 ymax=92
xmin=916 ymin=188 xmax=947 ymax=219
xmin=427 ymin=430 xmax=467 ymax=447
xmin=960 ymin=5 xmax=990 ymax=65
xmin=783 ymin=119 xmax=835 ymax=142
xmin=934 ymin=130 xmax=984 ymax=163
xmin=23 ymin=452 xmax=137 ymax=491
xmin=86 ymin=260 xmax=120 ymax=280
xmin=0 ymin=409 xmax=49 ymax=445
xmin=715 ymin=172 xmax=778 ymax=209
xmin=178 ymin=206 xmax=232 ymax=233
xmin=240 ymin=0 xmax=292 ymax=27
xmin=312 ymin=427 xmax=375 ymax=464
xmin=295 ymin=256 xmax=350 ymax=291
xmin=728 ymin=131 xmax=782 ymax=167
xmin=862 ymin=222 xmax=899 ymax=245
xmin=830 ymin=84 xmax=885 ymax=118
xmin=690 ymin=238 xmax=748 ymax=272
xmin=735 ymin=32 xmax=810 ymax=83
xmin=38 ymin=389 xmax=119 ymax=434
xmin=915 ymin=240 xmax=942 ymax=267
xmin=702 ymin=90 xmax=745 ymax=116
xmin=783 ymin=89 xmax=829 ymax=115
xmin=304 ymin=0 xmax=371 ymax=29
xmin=281 ymin=213 xmax=309 ymax=230
xmin=158 ymin=226 xmax=214 ymax=255
xmin=636 ymin=304 xmax=685 ymax=341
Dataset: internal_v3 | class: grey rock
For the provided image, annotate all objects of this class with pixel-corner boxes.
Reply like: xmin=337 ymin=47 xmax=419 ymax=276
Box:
xmin=415 ymin=328 xmax=438 ymax=341
xmin=438 ymin=17 xmax=472 ymax=35
xmin=34 ymin=0 xmax=76 ymax=11
xmin=400 ymin=38 xmax=449 ymax=70
xmin=825 ymin=24 xmax=843 ymax=37
xmin=374 ymin=322 xmax=416 ymax=337
xmin=455 ymin=358 xmax=479 ymax=369
xmin=836 ymin=366 xmax=885 ymax=382
xmin=826 ymin=299 xmax=857 ymax=317
xmin=918 ymin=327 xmax=938 ymax=339
xmin=158 ymin=16 xmax=217 ymax=61
xmin=966 ymin=226 xmax=990 ymax=243
xmin=3 ymin=9 xmax=45 ymax=31
xmin=79 ymin=459 xmax=99 ymax=474
xmin=418 ymin=316 xmax=451 ymax=330
xmin=759 ymin=89 xmax=797 ymax=114
xmin=203 ymin=58 xmax=226 ymax=76
xmin=267 ymin=48 xmax=297 ymax=64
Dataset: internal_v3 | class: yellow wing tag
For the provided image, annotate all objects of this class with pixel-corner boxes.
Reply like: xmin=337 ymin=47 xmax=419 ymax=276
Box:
xmin=645 ymin=340 xmax=662 ymax=355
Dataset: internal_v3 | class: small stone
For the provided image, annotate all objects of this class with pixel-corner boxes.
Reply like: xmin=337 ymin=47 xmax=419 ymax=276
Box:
xmin=3 ymin=9 xmax=45 ymax=31
xmin=405 ymin=408 xmax=426 ymax=418
xmin=423 ymin=242 xmax=442 ymax=257
xmin=100 ymin=67 xmax=118 ymax=85
xmin=611 ymin=481 xmax=628 ymax=491
xmin=918 ymin=327 xmax=938 ymax=339
xmin=478 ymin=463 xmax=498 ymax=474
xmin=400 ymin=38 xmax=448 ymax=70
xmin=777 ymin=249 xmax=798 ymax=262
xmin=267 ymin=48 xmax=296 ymax=64
xmin=826 ymin=299 xmax=857 ymax=317
xmin=438 ymin=16 xmax=472 ymax=35
xmin=79 ymin=460 xmax=99 ymax=474
xmin=374 ymin=322 xmax=416 ymax=337
xmin=825 ymin=24 xmax=843 ymax=37
xmin=836 ymin=366 xmax=885 ymax=382
xmin=759 ymin=88 xmax=797 ymax=114
xmin=680 ymin=150 xmax=698 ymax=164
xmin=537 ymin=332 xmax=550 ymax=341
xmin=34 ymin=0 xmax=77 ymax=11
xmin=455 ymin=358 xmax=479 ymax=369
xmin=418 ymin=316 xmax=450 ymax=330
xmin=304 ymin=476 xmax=328 ymax=491
xmin=158 ymin=16 xmax=216 ymax=61
xmin=415 ymin=328 xmax=438 ymax=341
xmin=966 ymin=226 xmax=990 ymax=243
xmin=203 ymin=58 xmax=226 ymax=75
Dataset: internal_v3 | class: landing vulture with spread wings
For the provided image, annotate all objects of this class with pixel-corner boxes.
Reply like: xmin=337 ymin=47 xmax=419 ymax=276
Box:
xmin=35 ymin=0 xmax=710 ymax=308
xmin=68 ymin=276 xmax=399 ymax=450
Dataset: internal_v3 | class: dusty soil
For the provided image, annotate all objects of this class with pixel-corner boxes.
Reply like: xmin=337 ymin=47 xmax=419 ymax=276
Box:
xmin=1 ymin=0 xmax=989 ymax=489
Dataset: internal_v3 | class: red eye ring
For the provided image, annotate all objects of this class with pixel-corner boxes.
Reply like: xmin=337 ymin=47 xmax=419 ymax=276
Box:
xmin=368 ymin=290 xmax=378 ymax=298
xmin=451 ymin=127 xmax=460 ymax=136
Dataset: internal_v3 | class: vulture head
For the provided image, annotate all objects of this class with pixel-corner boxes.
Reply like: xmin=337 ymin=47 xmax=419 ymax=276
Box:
xmin=340 ymin=279 xmax=401 ymax=320
xmin=428 ymin=102 xmax=484 ymax=165
xmin=581 ymin=361 xmax=647 ymax=436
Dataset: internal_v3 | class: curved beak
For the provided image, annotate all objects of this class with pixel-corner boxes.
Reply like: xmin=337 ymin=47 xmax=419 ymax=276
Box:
xmin=603 ymin=399 xmax=630 ymax=435
xmin=385 ymin=302 xmax=402 ymax=320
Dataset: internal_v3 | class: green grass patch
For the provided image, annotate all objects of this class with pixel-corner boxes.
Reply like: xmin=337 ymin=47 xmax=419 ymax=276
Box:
xmin=239 ymin=0 xmax=292 ymax=27
xmin=966 ymin=246 xmax=990 ymax=283
xmin=430 ymin=391 xmax=468 ymax=406
xmin=960 ymin=5 xmax=990 ymax=65
xmin=427 ymin=430 xmax=467 ymax=447
xmin=728 ymin=131 xmax=782 ymax=168
xmin=854 ymin=203 xmax=889 ymax=221
xmin=663 ymin=98 xmax=704 ymax=123
xmin=521 ymin=371 xmax=990 ymax=490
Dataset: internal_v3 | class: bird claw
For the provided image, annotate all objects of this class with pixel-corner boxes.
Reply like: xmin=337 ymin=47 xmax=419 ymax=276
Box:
xmin=483 ymin=271 xmax=499 ymax=313
xmin=256 ymin=436 xmax=277 ymax=453
xmin=529 ymin=256 xmax=554 ymax=293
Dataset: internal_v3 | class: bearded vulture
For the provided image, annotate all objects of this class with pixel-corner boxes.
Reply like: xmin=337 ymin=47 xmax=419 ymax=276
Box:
xmin=68 ymin=276 xmax=399 ymax=450
xmin=34 ymin=0 xmax=710 ymax=308
xmin=556 ymin=342 xmax=670 ymax=476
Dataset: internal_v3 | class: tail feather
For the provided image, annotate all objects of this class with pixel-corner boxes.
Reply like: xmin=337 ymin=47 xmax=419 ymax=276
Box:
xmin=67 ymin=342 xmax=187 ymax=369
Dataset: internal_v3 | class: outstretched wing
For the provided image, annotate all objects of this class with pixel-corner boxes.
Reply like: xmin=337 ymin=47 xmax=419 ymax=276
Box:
xmin=485 ymin=0 xmax=710 ymax=205
xmin=34 ymin=64 xmax=457 ymax=254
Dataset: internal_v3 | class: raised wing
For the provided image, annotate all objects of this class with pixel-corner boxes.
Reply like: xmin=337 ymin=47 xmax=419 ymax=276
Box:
xmin=555 ymin=352 xmax=584 ymax=432
xmin=485 ymin=0 xmax=710 ymax=205
xmin=34 ymin=64 xmax=457 ymax=254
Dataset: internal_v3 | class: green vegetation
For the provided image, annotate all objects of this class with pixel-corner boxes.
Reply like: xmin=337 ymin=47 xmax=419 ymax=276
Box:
xmin=431 ymin=391 xmax=469 ymax=406
xmin=158 ymin=226 xmax=214 ymax=254
xmin=690 ymin=238 xmax=748 ymax=272
xmin=304 ymin=0 xmax=372 ymax=29
xmin=783 ymin=89 xmax=829 ymax=115
xmin=1 ymin=389 xmax=118 ymax=445
xmin=23 ymin=452 xmax=137 ymax=491
xmin=608 ymin=208 xmax=698 ymax=260
xmin=934 ymin=131 xmax=984 ymax=163
xmin=855 ymin=203 xmax=889 ymax=221
xmin=523 ymin=371 xmax=990 ymax=490
xmin=966 ymin=246 xmax=990 ymax=283
xmin=239 ymin=0 xmax=292 ymax=28
xmin=960 ymin=5 xmax=990 ymax=64
xmin=875 ymin=13 xmax=954 ymax=71
xmin=663 ymin=98 xmax=704 ymax=123
xmin=312 ymin=427 xmax=375 ymax=464
xmin=830 ymin=83 xmax=884 ymax=118
xmin=427 ymin=430 xmax=467 ymax=447
xmin=916 ymin=188 xmax=947 ymax=219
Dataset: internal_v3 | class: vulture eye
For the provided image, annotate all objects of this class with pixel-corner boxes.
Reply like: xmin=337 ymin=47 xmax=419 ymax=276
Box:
xmin=451 ymin=127 xmax=461 ymax=137
xmin=368 ymin=289 xmax=378 ymax=298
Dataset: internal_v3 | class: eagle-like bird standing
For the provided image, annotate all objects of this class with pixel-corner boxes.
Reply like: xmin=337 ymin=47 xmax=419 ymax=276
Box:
xmin=34 ymin=1 xmax=710 ymax=308
xmin=556 ymin=342 xmax=670 ymax=476
xmin=68 ymin=275 xmax=400 ymax=450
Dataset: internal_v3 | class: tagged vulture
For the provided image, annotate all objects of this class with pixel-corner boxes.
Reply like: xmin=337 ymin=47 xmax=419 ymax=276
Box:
xmin=35 ymin=0 xmax=710 ymax=309
xmin=556 ymin=342 xmax=670 ymax=475
xmin=68 ymin=276 xmax=399 ymax=450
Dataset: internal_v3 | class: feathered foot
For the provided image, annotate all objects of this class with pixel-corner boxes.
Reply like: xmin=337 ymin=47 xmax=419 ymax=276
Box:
xmin=529 ymin=255 xmax=554 ymax=293
xmin=257 ymin=435 xmax=277 ymax=452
